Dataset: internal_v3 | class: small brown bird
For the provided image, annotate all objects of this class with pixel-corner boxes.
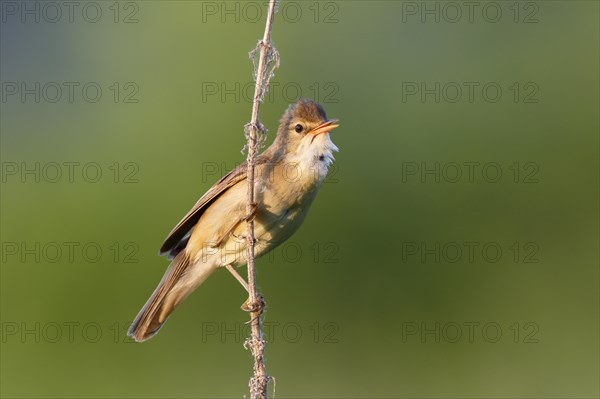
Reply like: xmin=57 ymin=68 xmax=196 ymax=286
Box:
xmin=128 ymin=99 xmax=339 ymax=342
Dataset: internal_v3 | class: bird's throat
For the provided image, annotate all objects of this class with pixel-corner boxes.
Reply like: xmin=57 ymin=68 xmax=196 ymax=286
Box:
xmin=292 ymin=133 xmax=339 ymax=187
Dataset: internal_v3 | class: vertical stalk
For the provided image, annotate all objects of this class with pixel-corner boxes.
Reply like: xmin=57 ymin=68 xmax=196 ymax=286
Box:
xmin=244 ymin=1 xmax=279 ymax=397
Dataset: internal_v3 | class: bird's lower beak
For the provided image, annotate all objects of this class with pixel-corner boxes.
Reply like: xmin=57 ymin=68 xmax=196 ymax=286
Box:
xmin=309 ymin=119 xmax=339 ymax=143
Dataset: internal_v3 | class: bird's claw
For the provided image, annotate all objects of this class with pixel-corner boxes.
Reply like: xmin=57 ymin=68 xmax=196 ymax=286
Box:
xmin=241 ymin=295 xmax=265 ymax=316
xmin=244 ymin=202 xmax=258 ymax=222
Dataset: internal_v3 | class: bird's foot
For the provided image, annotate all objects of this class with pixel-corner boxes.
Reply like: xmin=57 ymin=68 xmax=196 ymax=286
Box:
xmin=234 ymin=233 xmax=258 ymax=245
xmin=241 ymin=295 xmax=265 ymax=316
xmin=244 ymin=202 xmax=258 ymax=222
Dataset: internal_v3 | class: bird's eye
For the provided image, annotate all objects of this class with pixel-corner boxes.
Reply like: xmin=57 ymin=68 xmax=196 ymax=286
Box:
xmin=294 ymin=124 xmax=303 ymax=133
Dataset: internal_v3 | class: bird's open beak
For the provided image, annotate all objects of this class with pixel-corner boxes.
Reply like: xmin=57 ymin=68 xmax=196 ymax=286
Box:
xmin=309 ymin=119 xmax=339 ymax=143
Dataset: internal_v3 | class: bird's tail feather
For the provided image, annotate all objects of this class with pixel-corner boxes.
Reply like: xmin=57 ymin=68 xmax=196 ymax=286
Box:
xmin=127 ymin=251 xmax=216 ymax=342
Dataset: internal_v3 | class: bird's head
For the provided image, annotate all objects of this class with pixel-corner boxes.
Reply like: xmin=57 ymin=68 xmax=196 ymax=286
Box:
xmin=272 ymin=99 xmax=339 ymax=157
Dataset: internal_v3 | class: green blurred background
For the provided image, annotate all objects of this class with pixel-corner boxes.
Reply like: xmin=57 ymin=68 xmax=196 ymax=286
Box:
xmin=1 ymin=1 xmax=598 ymax=398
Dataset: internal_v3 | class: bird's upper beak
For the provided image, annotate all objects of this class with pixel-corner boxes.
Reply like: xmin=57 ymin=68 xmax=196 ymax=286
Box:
xmin=309 ymin=119 xmax=339 ymax=143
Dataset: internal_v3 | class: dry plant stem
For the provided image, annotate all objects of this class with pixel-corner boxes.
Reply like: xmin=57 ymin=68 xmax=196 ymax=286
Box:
xmin=244 ymin=0 xmax=278 ymax=398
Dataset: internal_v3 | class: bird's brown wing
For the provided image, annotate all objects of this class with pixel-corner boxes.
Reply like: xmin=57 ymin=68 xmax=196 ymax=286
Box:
xmin=159 ymin=157 xmax=266 ymax=256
